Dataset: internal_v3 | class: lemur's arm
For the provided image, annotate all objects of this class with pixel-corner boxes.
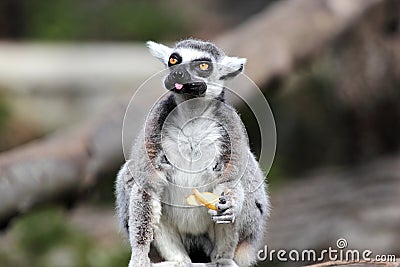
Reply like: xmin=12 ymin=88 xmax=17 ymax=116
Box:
xmin=116 ymin=161 xmax=161 ymax=267
xmin=205 ymin=108 xmax=248 ymax=265
xmin=116 ymin=95 xmax=179 ymax=267
xmin=209 ymin=104 xmax=249 ymax=224
xmin=128 ymin=183 xmax=156 ymax=267
xmin=116 ymin=127 xmax=166 ymax=267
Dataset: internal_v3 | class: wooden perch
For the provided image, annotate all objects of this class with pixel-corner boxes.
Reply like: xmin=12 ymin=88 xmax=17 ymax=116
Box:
xmin=307 ymin=259 xmax=400 ymax=267
xmin=0 ymin=0 xmax=386 ymax=228
xmin=0 ymin=100 xmax=128 ymax=227
xmin=152 ymin=263 xmax=216 ymax=267
xmin=266 ymin=155 xmax=400 ymax=255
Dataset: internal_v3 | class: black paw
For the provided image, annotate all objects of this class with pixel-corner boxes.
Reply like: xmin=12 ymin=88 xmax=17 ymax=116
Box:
xmin=208 ymin=192 xmax=236 ymax=224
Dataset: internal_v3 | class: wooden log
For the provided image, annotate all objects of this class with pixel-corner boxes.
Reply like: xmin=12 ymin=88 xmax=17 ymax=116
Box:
xmin=306 ymin=259 xmax=400 ymax=267
xmin=266 ymin=155 xmax=400 ymax=256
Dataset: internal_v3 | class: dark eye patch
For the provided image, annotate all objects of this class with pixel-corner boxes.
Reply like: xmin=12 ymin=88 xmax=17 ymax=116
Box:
xmin=190 ymin=59 xmax=213 ymax=78
xmin=168 ymin=53 xmax=182 ymax=67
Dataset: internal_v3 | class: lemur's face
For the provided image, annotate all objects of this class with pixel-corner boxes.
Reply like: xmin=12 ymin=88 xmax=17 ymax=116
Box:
xmin=163 ymin=50 xmax=212 ymax=96
xmin=147 ymin=39 xmax=246 ymax=99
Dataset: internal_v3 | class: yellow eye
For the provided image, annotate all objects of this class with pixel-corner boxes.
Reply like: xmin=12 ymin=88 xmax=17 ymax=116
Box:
xmin=169 ymin=57 xmax=178 ymax=65
xmin=199 ymin=63 xmax=209 ymax=70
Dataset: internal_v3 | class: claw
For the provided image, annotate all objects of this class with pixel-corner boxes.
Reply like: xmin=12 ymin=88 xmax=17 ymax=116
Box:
xmin=216 ymin=202 xmax=230 ymax=211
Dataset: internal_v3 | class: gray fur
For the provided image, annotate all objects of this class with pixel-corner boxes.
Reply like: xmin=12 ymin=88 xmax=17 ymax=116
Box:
xmin=175 ymin=38 xmax=225 ymax=60
xmin=116 ymin=39 xmax=269 ymax=267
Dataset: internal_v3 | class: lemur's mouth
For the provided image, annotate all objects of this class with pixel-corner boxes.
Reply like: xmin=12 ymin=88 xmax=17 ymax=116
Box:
xmin=174 ymin=83 xmax=184 ymax=90
xmin=165 ymin=81 xmax=207 ymax=95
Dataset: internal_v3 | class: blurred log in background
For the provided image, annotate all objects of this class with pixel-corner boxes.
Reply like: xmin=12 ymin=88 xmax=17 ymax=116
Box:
xmin=0 ymin=0 xmax=399 ymax=266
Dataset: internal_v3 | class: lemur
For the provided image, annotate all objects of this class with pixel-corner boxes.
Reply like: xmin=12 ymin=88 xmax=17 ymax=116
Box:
xmin=115 ymin=39 xmax=270 ymax=267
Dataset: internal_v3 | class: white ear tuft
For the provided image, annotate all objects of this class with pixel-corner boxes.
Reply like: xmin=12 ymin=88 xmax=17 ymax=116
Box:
xmin=221 ymin=56 xmax=247 ymax=70
xmin=219 ymin=56 xmax=247 ymax=80
xmin=146 ymin=41 xmax=173 ymax=65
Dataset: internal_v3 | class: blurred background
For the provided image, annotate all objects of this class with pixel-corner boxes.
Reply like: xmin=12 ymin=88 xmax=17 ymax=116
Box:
xmin=0 ymin=0 xmax=399 ymax=266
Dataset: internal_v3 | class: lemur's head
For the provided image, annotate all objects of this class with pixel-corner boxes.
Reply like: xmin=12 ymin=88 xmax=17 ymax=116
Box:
xmin=147 ymin=39 xmax=246 ymax=99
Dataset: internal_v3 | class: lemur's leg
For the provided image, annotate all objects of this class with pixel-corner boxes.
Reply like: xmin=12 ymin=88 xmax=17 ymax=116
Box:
xmin=115 ymin=164 xmax=131 ymax=236
xmin=127 ymin=184 xmax=160 ymax=267
xmin=233 ymin=241 xmax=258 ymax=267
xmin=153 ymin=215 xmax=192 ymax=265
xmin=211 ymin=224 xmax=239 ymax=267
xmin=235 ymin=174 xmax=269 ymax=267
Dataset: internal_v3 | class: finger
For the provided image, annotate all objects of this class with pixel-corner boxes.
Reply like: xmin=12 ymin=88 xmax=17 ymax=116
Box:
xmin=212 ymin=215 xmax=235 ymax=222
xmin=216 ymin=220 xmax=234 ymax=224
xmin=208 ymin=209 xmax=217 ymax=216
xmin=217 ymin=208 xmax=233 ymax=215
xmin=216 ymin=202 xmax=231 ymax=210
xmin=219 ymin=196 xmax=227 ymax=204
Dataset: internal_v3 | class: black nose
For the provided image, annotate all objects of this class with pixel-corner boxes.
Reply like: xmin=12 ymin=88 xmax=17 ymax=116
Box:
xmin=171 ymin=69 xmax=189 ymax=83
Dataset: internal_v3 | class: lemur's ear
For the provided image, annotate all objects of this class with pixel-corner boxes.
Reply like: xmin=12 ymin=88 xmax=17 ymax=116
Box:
xmin=147 ymin=41 xmax=173 ymax=66
xmin=219 ymin=56 xmax=247 ymax=80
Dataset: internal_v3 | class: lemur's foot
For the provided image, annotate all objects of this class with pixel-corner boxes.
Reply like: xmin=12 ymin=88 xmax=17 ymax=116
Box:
xmin=128 ymin=256 xmax=151 ymax=267
xmin=151 ymin=261 xmax=191 ymax=267
xmin=208 ymin=192 xmax=236 ymax=224
xmin=214 ymin=259 xmax=238 ymax=267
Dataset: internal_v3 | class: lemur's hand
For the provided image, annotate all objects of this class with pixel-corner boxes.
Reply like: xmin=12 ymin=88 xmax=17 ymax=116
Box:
xmin=208 ymin=192 xmax=236 ymax=224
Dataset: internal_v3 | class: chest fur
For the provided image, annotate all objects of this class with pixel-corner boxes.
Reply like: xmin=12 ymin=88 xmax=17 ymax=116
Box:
xmin=161 ymin=110 xmax=223 ymax=185
xmin=157 ymin=104 xmax=226 ymax=234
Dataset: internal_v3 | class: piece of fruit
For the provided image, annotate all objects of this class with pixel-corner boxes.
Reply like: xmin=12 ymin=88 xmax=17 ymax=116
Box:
xmin=186 ymin=189 xmax=219 ymax=211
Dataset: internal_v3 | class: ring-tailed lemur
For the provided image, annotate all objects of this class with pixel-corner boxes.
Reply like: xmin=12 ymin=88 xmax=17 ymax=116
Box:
xmin=115 ymin=39 xmax=270 ymax=267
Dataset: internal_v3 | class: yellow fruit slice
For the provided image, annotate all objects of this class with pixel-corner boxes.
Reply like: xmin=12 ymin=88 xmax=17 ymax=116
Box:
xmin=186 ymin=189 xmax=219 ymax=211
